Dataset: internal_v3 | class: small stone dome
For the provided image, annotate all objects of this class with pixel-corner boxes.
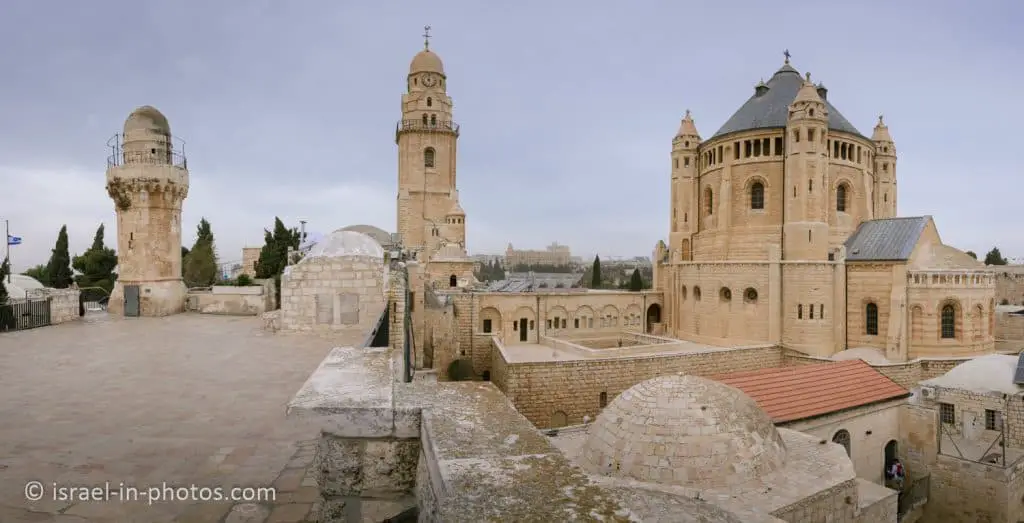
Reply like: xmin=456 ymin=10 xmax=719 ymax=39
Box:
xmin=410 ymin=49 xmax=445 ymax=76
xmin=124 ymin=105 xmax=170 ymax=134
xmin=300 ymin=230 xmax=384 ymax=262
xmin=579 ymin=374 xmax=787 ymax=488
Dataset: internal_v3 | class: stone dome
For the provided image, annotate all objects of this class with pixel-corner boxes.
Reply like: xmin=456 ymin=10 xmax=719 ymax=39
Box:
xmin=409 ymin=49 xmax=445 ymax=76
xmin=300 ymin=230 xmax=384 ymax=262
xmin=579 ymin=374 xmax=787 ymax=488
xmin=124 ymin=105 xmax=170 ymax=134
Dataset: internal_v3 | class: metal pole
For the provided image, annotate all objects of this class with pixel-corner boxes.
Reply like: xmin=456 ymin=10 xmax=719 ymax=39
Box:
xmin=5 ymin=219 xmax=10 ymax=284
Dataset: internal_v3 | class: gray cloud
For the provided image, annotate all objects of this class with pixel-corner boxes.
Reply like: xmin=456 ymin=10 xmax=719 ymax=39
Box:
xmin=2 ymin=1 xmax=1022 ymax=271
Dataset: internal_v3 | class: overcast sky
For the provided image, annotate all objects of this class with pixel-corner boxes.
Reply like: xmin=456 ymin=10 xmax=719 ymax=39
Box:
xmin=1 ymin=1 xmax=1021 ymax=271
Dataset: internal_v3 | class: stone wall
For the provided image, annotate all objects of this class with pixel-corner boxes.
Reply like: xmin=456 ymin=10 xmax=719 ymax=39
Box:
xmin=925 ymin=454 xmax=1021 ymax=523
xmin=279 ymin=254 xmax=387 ymax=343
xmin=495 ymin=344 xmax=781 ymax=428
xmin=186 ymin=280 xmax=274 ymax=316
xmin=899 ymin=404 xmax=938 ymax=480
xmin=996 ymin=266 xmax=1024 ymax=306
xmin=783 ymin=351 xmax=964 ymax=390
xmin=782 ymin=400 xmax=904 ymax=485
xmin=46 ymin=288 xmax=81 ymax=325
xmin=996 ymin=308 xmax=1024 ymax=344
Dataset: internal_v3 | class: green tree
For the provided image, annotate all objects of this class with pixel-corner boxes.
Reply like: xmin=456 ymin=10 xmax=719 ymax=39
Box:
xmin=45 ymin=225 xmax=74 ymax=288
xmin=182 ymin=218 xmax=218 ymax=287
xmin=255 ymin=217 xmax=302 ymax=308
xmin=628 ymin=268 xmax=644 ymax=291
xmin=72 ymin=224 xmax=118 ymax=302
xmin=0 ymin=257 xmax=9 ymax=303
xmin=591 ymin=255 xmax=602 ymax=288
xmin=965 ymin=250 xmax=977 ymax=260
xmin=22 ymin=264 xmax=49 ymax=286
xmin=984 ymin=247 xmax=1008 ymax=266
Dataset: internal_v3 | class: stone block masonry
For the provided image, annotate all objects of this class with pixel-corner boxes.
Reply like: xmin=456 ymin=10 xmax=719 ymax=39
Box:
xmin=496 ymin=344 xmax=781 ymax=428
xmin=279 ymin=254 xmax=387 ymax=343
xmin=28 ymin=288 xmax=81 ymax=325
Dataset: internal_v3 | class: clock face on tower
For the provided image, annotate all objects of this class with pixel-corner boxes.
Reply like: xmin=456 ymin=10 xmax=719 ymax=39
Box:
xmin=422 ymin=75 xmax=436 ymax=88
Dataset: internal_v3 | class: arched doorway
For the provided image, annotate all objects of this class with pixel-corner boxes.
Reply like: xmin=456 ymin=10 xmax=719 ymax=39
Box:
xmin=884 ymin=440 xmax=898 ymax=476
xmin=550 ymin=410 xmax=568 ymax=428
xmin=449 ymin=274 xmax=457 ymax=287
xmin=646 ymin=303 xmax=662 ymax=333
xmin=832 ymin=429 xmax=851 ymax=456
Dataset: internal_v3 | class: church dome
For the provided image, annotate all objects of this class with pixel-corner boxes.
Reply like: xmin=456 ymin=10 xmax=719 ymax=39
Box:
xmin=578 ymin=374 xmax=787 ymax=488
xmin=711 ymin=61 xmax=862 ymax=139
xmin=409 ymin=49 xmax=445 ymax=76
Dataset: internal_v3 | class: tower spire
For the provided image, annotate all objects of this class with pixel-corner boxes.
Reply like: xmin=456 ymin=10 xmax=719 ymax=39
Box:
xmin=423 ymin=25 xmax=431 ymax=50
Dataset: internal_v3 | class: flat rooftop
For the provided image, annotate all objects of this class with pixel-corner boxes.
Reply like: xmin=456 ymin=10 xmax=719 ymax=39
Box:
xmin=500 ymin=333 xmax=744 ymax=363
xmin=0 ymin=313 xmax=349 ymax=522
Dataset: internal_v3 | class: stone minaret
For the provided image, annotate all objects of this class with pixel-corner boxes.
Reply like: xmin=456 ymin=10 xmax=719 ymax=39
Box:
xmin=105 ymin=106 xmax=189 ymax=316
xmin=783 ymin=73 xmax=830 ymax=261
xmin=669 ymin=110 xmax=700 ymax=262
xmin=872 ymin=116 xmax=897 ymax=218
xmin=396 ymin=28 xmax=460 ymax=262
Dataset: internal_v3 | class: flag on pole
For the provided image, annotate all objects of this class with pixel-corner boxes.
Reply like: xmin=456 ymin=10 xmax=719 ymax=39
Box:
xmin=7 ymin=235 xmax=21 ymax=246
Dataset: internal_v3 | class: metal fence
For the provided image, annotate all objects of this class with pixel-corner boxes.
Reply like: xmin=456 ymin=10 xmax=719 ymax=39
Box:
xmin=0 ymin=299 xmax=52 ymax=331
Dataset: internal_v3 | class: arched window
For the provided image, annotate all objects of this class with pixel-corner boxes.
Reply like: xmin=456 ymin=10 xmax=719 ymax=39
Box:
xmin=430 ymin=114 xmax=437 ymax=126
xmin=703 ymin=187 xmax=714 ymax=216
xmin=832 ymin=429 xmax=852 ymax=456
xmin=424 ymin=147 xmax=435 ymax=168
xmin=449 ymin=275 xmax=457 ymax=287
xmin=941 ymin=304 xmax=956 ymax=339
xmin=421 ymin=114 xmax=428 ymax=125
xmin=426 ymin=97 xmax=432 ymax=107
xmin=837 ymin=184 xmax=848 ymax=212
xmin=866 ymin=302 xmax=879 ymax=335
xmin=750 ymin=182 xmax=765 ymax=210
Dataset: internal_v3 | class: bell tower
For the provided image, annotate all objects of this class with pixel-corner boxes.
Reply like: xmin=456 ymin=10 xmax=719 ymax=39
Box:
xmin=669 ymin=110 xmax=700 ymax=262
xmin=872 ymin=116 xmax=897 ymax=219
xmin=783 ymin=73 xmax=830 ymax=261
xmin=396 ymin=26 xmax=461 ymax=262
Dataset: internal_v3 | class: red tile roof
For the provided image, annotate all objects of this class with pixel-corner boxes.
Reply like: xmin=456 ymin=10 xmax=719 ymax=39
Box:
xmin=711 ymin=359 xmax=910 ymax=424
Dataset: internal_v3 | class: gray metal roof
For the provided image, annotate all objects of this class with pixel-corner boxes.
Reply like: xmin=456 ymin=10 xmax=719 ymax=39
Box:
xmin=712 ymin=63 xmax=864 ymax=139
xmin=843 ymin=217 xmax=930 ymax=261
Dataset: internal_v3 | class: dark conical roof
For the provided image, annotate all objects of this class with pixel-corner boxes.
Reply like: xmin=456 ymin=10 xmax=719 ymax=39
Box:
xmin=712 ymin=63 xmax=863 ymax=138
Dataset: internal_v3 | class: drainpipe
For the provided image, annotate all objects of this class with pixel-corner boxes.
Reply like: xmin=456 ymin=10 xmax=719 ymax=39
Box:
xmin=844 ymin=263 xmax=849 ymax=351
xmin=535 ymin=294 xmax=541 ymax=344
xmin=642 ymin=293 xmax=647 ymax=334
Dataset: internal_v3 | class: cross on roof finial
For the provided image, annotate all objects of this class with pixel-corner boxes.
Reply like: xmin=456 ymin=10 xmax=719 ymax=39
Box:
xmin=783 ymin=49 xmax=791 ymax=64
xmin=423 ymin=25 xmax=432 ymax=50
xmin=685 ymin=109 xmax=691 ymax=119
xmin=878 ymin=114 xmax=885 ymax=125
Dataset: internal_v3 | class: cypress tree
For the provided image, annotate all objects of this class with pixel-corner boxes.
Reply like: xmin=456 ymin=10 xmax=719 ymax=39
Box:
xmin=591 ymin=255 xmax=602 ymax=288
xmin=46 ymin=225 xmax=74 ymax=288
xmin=628 ymin=268 xmax=643 ymax=292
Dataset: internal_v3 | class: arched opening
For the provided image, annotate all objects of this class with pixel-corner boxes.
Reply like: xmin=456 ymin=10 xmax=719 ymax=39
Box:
xmin=430 ymin=114 xmax=437 ymax=126
xmin=941 ymin=303 xmax=956 ymax=339
xmin=884 ymin=440 xmax=898 ymax=479
xmin=744 ymin=287 xmax=758 ymax=304
xmin=481 ymin=370 xmax=491 ymax=381
xmin=719 ymin=287 xmax=732 ymax=302
xmin=449 ymin=274 xmax=457 ymax=287
xmin=837 ymin=184 xmax=848 ymax=212
xmin=693 ymin=286 xmax=702 ymax=301
xmin=866 ymin=302 xmax=879 ymax=335
xmin=703 ymin=187 xmax=714 ymax=216
xmin=599 ymin=391 xmax=608 ymax=408
xmin=832 ymin=429 xmax=851 ymax=456
xmin=424 ymin=147 xmax=435 ymax=168
xmin=750 ymin=181 xmax=765 ymax=210
xmin=680 ymin=239 xmax=691 ymax=261
xmin=550 ymin=411 xmax=568 ymax=428
xmin=646 ymin=304 xmax=662 ymax=333
xmin=421 ymin=113 xmax=428 ymax=125
xmin=426 ymin=97 xmax=432 ymax=107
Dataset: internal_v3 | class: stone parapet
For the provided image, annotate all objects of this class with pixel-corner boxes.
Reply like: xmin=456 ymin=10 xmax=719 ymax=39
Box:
xmin=287 ymin=346 xmax=642 ymax=522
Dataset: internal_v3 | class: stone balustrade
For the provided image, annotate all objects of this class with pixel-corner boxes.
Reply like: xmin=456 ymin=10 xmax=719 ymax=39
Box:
xmin=908 ymin=270 xmax=994 ymax=288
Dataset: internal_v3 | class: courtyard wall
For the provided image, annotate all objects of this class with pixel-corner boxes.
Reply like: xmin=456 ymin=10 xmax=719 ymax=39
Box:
xmin=279 ymin=254 xmax=387 ymax=343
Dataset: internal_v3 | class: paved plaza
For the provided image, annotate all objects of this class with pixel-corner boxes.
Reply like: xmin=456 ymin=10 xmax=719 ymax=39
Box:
xmin=0 ymin=314 xmax=346 ymax=522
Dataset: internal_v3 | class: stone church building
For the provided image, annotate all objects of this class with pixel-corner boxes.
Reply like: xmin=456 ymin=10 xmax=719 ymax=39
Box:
xmin=651 ymin=57 xmax=995 ymax=363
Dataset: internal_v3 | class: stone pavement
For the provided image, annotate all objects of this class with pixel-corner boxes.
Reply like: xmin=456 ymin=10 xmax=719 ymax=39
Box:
xmin=0 ymin=313 xmax=349 ymax=523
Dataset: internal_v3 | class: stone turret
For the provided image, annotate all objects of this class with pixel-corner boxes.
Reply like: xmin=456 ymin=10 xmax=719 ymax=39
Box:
xmin=872 ymin=116 xmax=897 ymax=218
xmin=669 ymin=110 xmax=700 ymax=262
xmin=105 ymin=106 xmax=190 ymax=316
xmin=783 ymin=73 xmax=830 ymax=261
